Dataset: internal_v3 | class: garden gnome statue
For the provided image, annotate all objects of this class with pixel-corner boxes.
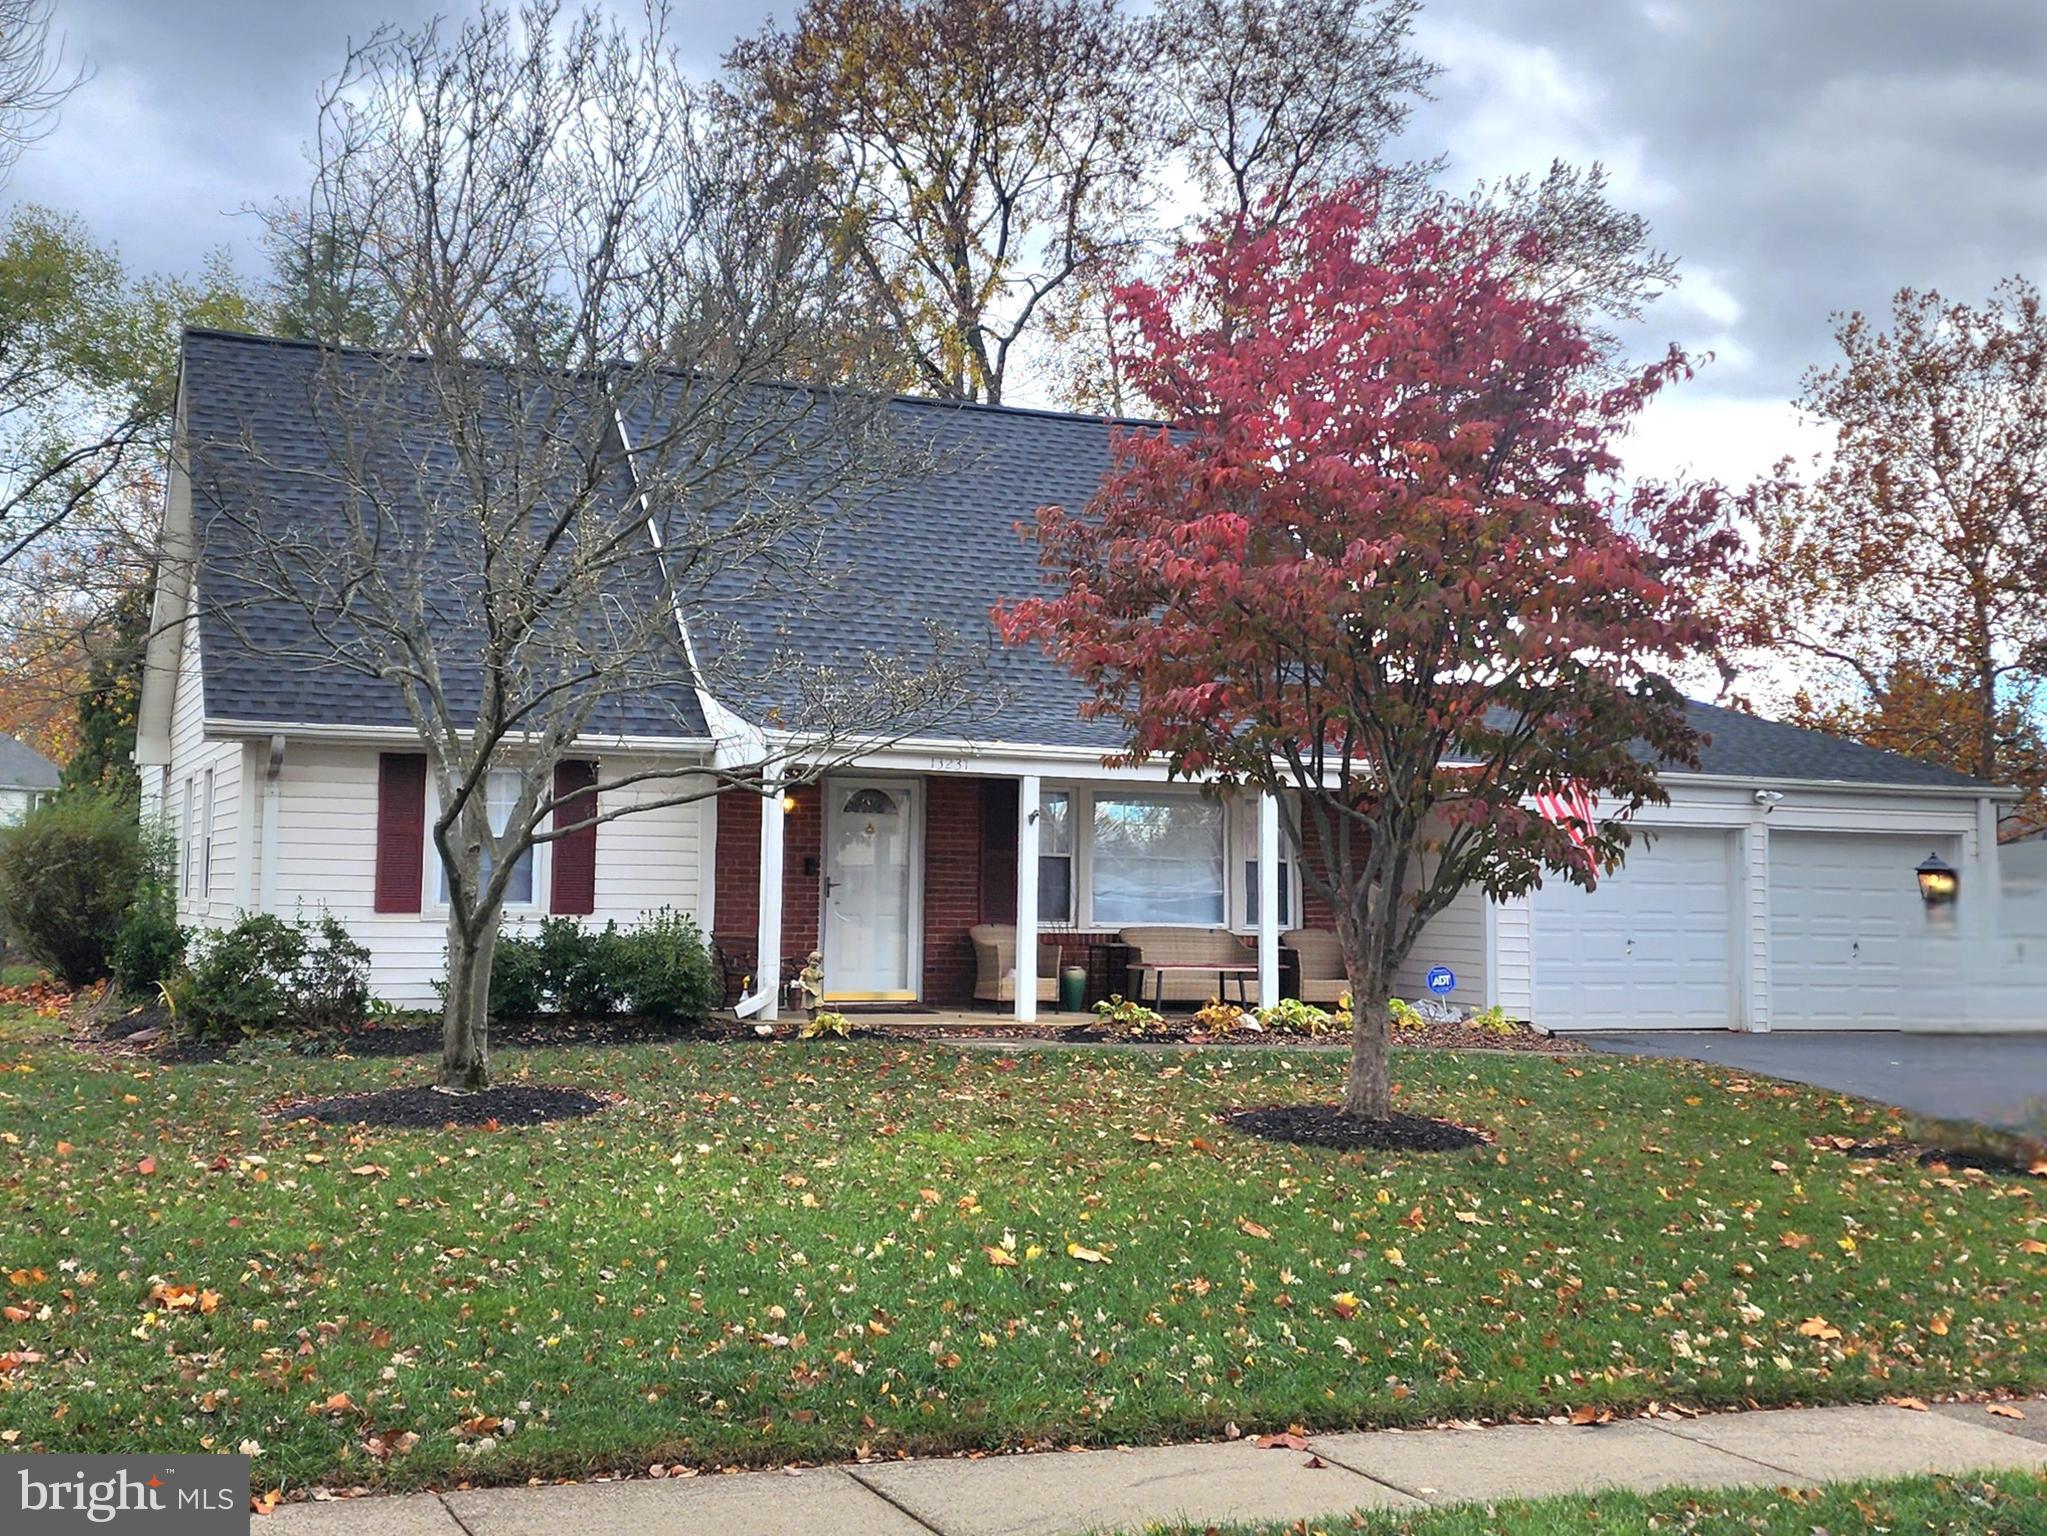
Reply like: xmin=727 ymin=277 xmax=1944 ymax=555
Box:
xmin=797 ymin=950 xmax=826 ymax=1019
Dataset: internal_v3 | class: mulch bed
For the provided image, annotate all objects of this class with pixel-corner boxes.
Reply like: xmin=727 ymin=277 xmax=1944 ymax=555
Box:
xmin=271 ymin=1083 xmax=621 ymax=1128
xmin=1825 ymin=1135 xmax=2046 ymax=1179
xmin=1224 ymin=1102 xmax=1491 ymax=1152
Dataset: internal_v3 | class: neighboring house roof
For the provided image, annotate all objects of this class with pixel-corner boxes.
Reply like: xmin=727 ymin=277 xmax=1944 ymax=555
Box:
xmin=0 ymin=734 xmax=58 ymax=791
xmin=178 ymin=329 xmax=709 ymax=741
xmin=181 ymin=329 xmax=1998 ymax=793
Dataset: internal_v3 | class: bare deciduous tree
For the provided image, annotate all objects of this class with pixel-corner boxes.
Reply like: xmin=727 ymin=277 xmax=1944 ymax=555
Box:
xmin=726 ymin=0 xmax=1146 ymax=405
xmin=1142 ymin=0 xmax=1439 ymax=234
xmin=184 ymin=2 xmax=973 ymax=1091
xmin=0 ymin=0 xmax=82 ymax=186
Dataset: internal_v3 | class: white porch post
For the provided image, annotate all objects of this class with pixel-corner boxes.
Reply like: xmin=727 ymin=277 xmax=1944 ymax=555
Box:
xmin=1015 ymin=773 xmax=1041 ymax=1022
xmin=757 ymin=780 xmax=785 ymax=1022
xmin=1257 ymin=791 xmax=1281 ymax=1010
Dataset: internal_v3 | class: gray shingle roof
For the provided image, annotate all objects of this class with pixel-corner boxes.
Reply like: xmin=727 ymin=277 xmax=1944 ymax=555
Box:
xmin=185 ymin=329 xmax=1997 ymax=793
xmin=181 ymin=330 xmax=708 ymax=740
xmin=0 ymin=734 xmax=58 ymax=790
xmin=620 ymin=377 xmax=1138 ymax=751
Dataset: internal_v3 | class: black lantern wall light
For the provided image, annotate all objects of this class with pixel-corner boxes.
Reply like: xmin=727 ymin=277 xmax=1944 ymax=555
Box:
xmin=1915 ymin=851 xmax=1959 ymax=910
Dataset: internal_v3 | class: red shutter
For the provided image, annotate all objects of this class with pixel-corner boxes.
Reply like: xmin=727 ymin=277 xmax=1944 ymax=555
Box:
xmin=373 ymin=753 xmax=428 ymax=913
xmin=551 ymin=759 xmax=599 ymax=915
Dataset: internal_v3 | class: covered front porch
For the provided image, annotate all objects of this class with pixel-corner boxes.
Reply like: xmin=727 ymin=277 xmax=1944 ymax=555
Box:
xmin=712 ymin=756 xmax=1338 ymax=1022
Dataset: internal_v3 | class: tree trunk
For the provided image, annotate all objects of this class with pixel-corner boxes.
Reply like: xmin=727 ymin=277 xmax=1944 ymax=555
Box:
xmin=1341 ymin=990 xmax=1393 ymax=1119
xmin=438 ymin=909 xmax=497 ymax=1093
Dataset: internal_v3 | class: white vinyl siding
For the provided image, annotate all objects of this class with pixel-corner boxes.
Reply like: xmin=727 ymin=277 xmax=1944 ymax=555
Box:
xmin=258 ymin=744 xmax=712 ymax=1006
xmin=1392 ymin=880 xmax=1489 ymax=1012
xmin=164 ymin=617 xmax=242 ymax=928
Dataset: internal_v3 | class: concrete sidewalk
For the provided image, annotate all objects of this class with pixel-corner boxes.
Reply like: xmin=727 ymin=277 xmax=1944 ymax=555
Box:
xmin=267 ymin=1399 xmax=2046 ymax=1535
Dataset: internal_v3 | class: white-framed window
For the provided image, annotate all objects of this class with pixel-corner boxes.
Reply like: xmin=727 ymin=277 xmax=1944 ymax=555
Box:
xmin=435 ymin=767 xmax=537 ymax=907
xmin=1238 ymin=797 xmax=1295 ymax=930
xmin=1090 ymin=789 xmax=1227 ymax=926
xmin=180 ymin=774 xmax=196 ymax=898
xmin=199 ymin=766 xmax=215 ymax=898
xmin=1037 ymin=789 xmax=1073 ymax=923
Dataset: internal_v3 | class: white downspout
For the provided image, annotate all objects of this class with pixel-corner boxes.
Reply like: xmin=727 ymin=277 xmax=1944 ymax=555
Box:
xmin=257 ymin=734 xmax=285 ymax=914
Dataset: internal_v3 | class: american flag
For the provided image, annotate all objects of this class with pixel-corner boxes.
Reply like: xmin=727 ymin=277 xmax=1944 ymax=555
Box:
xmin=1534 ymin=782 xmax=1598 ymax=852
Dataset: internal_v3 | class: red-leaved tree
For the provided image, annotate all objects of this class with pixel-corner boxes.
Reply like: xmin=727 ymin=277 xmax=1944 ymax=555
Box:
xmin=998 ymin=186 xmax=1748 ymax=1119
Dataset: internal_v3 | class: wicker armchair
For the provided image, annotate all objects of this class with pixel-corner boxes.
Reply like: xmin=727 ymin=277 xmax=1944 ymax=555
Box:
xmin=1117 ymin=925 xmax=1254 ymax=1005
xmin=1282 ymin=929 xmax=1348 ymax=1005
xmin=969 ymin=924 xmax=1060 ymax=1006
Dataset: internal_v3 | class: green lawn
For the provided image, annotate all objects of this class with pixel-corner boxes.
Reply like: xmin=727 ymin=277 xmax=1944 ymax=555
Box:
xmin=0 ymin=1038 xmax=2040 ymax=1494
xmin=1142 ymin=1470 xmax=2047 ymax=1535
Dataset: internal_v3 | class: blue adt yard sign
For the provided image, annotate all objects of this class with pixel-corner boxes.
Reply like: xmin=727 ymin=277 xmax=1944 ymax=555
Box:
xmin=1424 ymin=966 xmax=1457 ymax=996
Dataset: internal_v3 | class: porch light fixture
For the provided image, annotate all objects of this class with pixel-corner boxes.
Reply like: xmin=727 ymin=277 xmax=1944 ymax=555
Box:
xmin=781 ymin=791 xmax=799 ymax=815
xmin=1915 ymin=851 xmax=1959 ymax=909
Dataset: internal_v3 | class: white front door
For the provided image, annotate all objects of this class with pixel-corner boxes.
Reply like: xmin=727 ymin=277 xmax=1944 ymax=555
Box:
xmin=1532 ymin=826 xmax=1739 ymax=1030
xmin=822 ymin=778 xmax=920 ymax=1000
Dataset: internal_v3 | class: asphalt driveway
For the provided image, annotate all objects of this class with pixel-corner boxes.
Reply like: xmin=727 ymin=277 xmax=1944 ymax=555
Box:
xmin=1579 ymin=1031 xmax=2047 ymax=1133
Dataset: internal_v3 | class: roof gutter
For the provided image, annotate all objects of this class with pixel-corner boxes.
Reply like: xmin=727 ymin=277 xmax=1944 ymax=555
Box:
xmin=202 ymin=717 xmax=716 ymax=755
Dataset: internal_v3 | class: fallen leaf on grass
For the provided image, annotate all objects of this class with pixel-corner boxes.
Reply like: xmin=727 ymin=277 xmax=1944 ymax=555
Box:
xmin=1065 ymin=1242 xmax=1109 ymax=1265
xmin=349 ymin=1165 xmax=390 ymax=1179
xmin=1569 ymin=1404 xmax=1614 ymax=1426
xmin=135 ymin=1156 xmax=156 ymax=1176
xmin=361 ymin=1430 xmax=418 ymax=1460
xmin=147 ymin=1283 xmax=222 ymax=1314
xmin=1796 ymin=1317 xmax=1841 ymax=1341
xmin=1887 ymin=1397 xmax=1929 ymax=1412
xmin=1236 ymin=1217 xmax=1272 ymax=1241
xmin=983 ymin=1246 xmax=1018 ymax=1268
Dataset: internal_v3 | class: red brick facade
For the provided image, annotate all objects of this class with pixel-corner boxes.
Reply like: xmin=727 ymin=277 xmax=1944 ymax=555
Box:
xmin=920 ymin=777 xmax=984 ymax=1003
xmin=711 ymin=781 xmax=823 ymax=999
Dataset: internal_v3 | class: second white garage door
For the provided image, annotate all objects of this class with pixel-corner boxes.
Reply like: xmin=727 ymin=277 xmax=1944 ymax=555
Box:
xmin=1532 ymin=826 xmax=1738 ymax=1030
xmin=1768 ymin=832 xmax=1962 ymax=1030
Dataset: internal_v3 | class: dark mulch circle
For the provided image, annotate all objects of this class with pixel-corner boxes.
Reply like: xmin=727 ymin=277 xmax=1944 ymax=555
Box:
xmin=1224 ymin=1102 xmax=1489 ymax=1152
xmin=271 ymin=1084 xmax=620 ymax=1128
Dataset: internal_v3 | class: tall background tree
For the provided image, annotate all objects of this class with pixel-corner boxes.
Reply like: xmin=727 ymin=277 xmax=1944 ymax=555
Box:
xmin=212 ymin=2 xmax=969 ymax=1091
xmin=1001 ymin=186 xmax=1745 ymax=1118
xmin=1741 ymin=279 xmax=2047 ymax=834
xmin=0 ymin=207 xmax=254 ymax=783
xmin=726 ymin=0 xmax=1145 ymax=405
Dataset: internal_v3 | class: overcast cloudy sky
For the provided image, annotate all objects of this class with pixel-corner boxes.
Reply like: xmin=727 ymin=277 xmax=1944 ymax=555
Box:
xmin=11 ymin=0 xmax=2047 ymax=490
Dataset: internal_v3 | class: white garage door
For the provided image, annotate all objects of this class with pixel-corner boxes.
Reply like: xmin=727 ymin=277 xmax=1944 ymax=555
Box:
xmin=1769 ymin=832 xmax=1962 ymax=1030
xmin=1533 ymin=827 xmax=1737 ymax=1030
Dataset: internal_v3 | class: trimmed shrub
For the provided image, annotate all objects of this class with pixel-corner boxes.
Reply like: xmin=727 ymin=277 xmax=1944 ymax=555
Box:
xmin=483 ymin=910 xmax=715 ymax=1026
xmin=486 ymin=930 xmax=549 ymax=1018
xmin=178 ymin=911 xmax=372 ymax=1039
xmin=556 ymin=919 xmax=626 ymax=1019
xmin=615 ymin=908 xmax=718 ymax=1023
xmin=0 ymin=790 xmax=147 ymax=987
